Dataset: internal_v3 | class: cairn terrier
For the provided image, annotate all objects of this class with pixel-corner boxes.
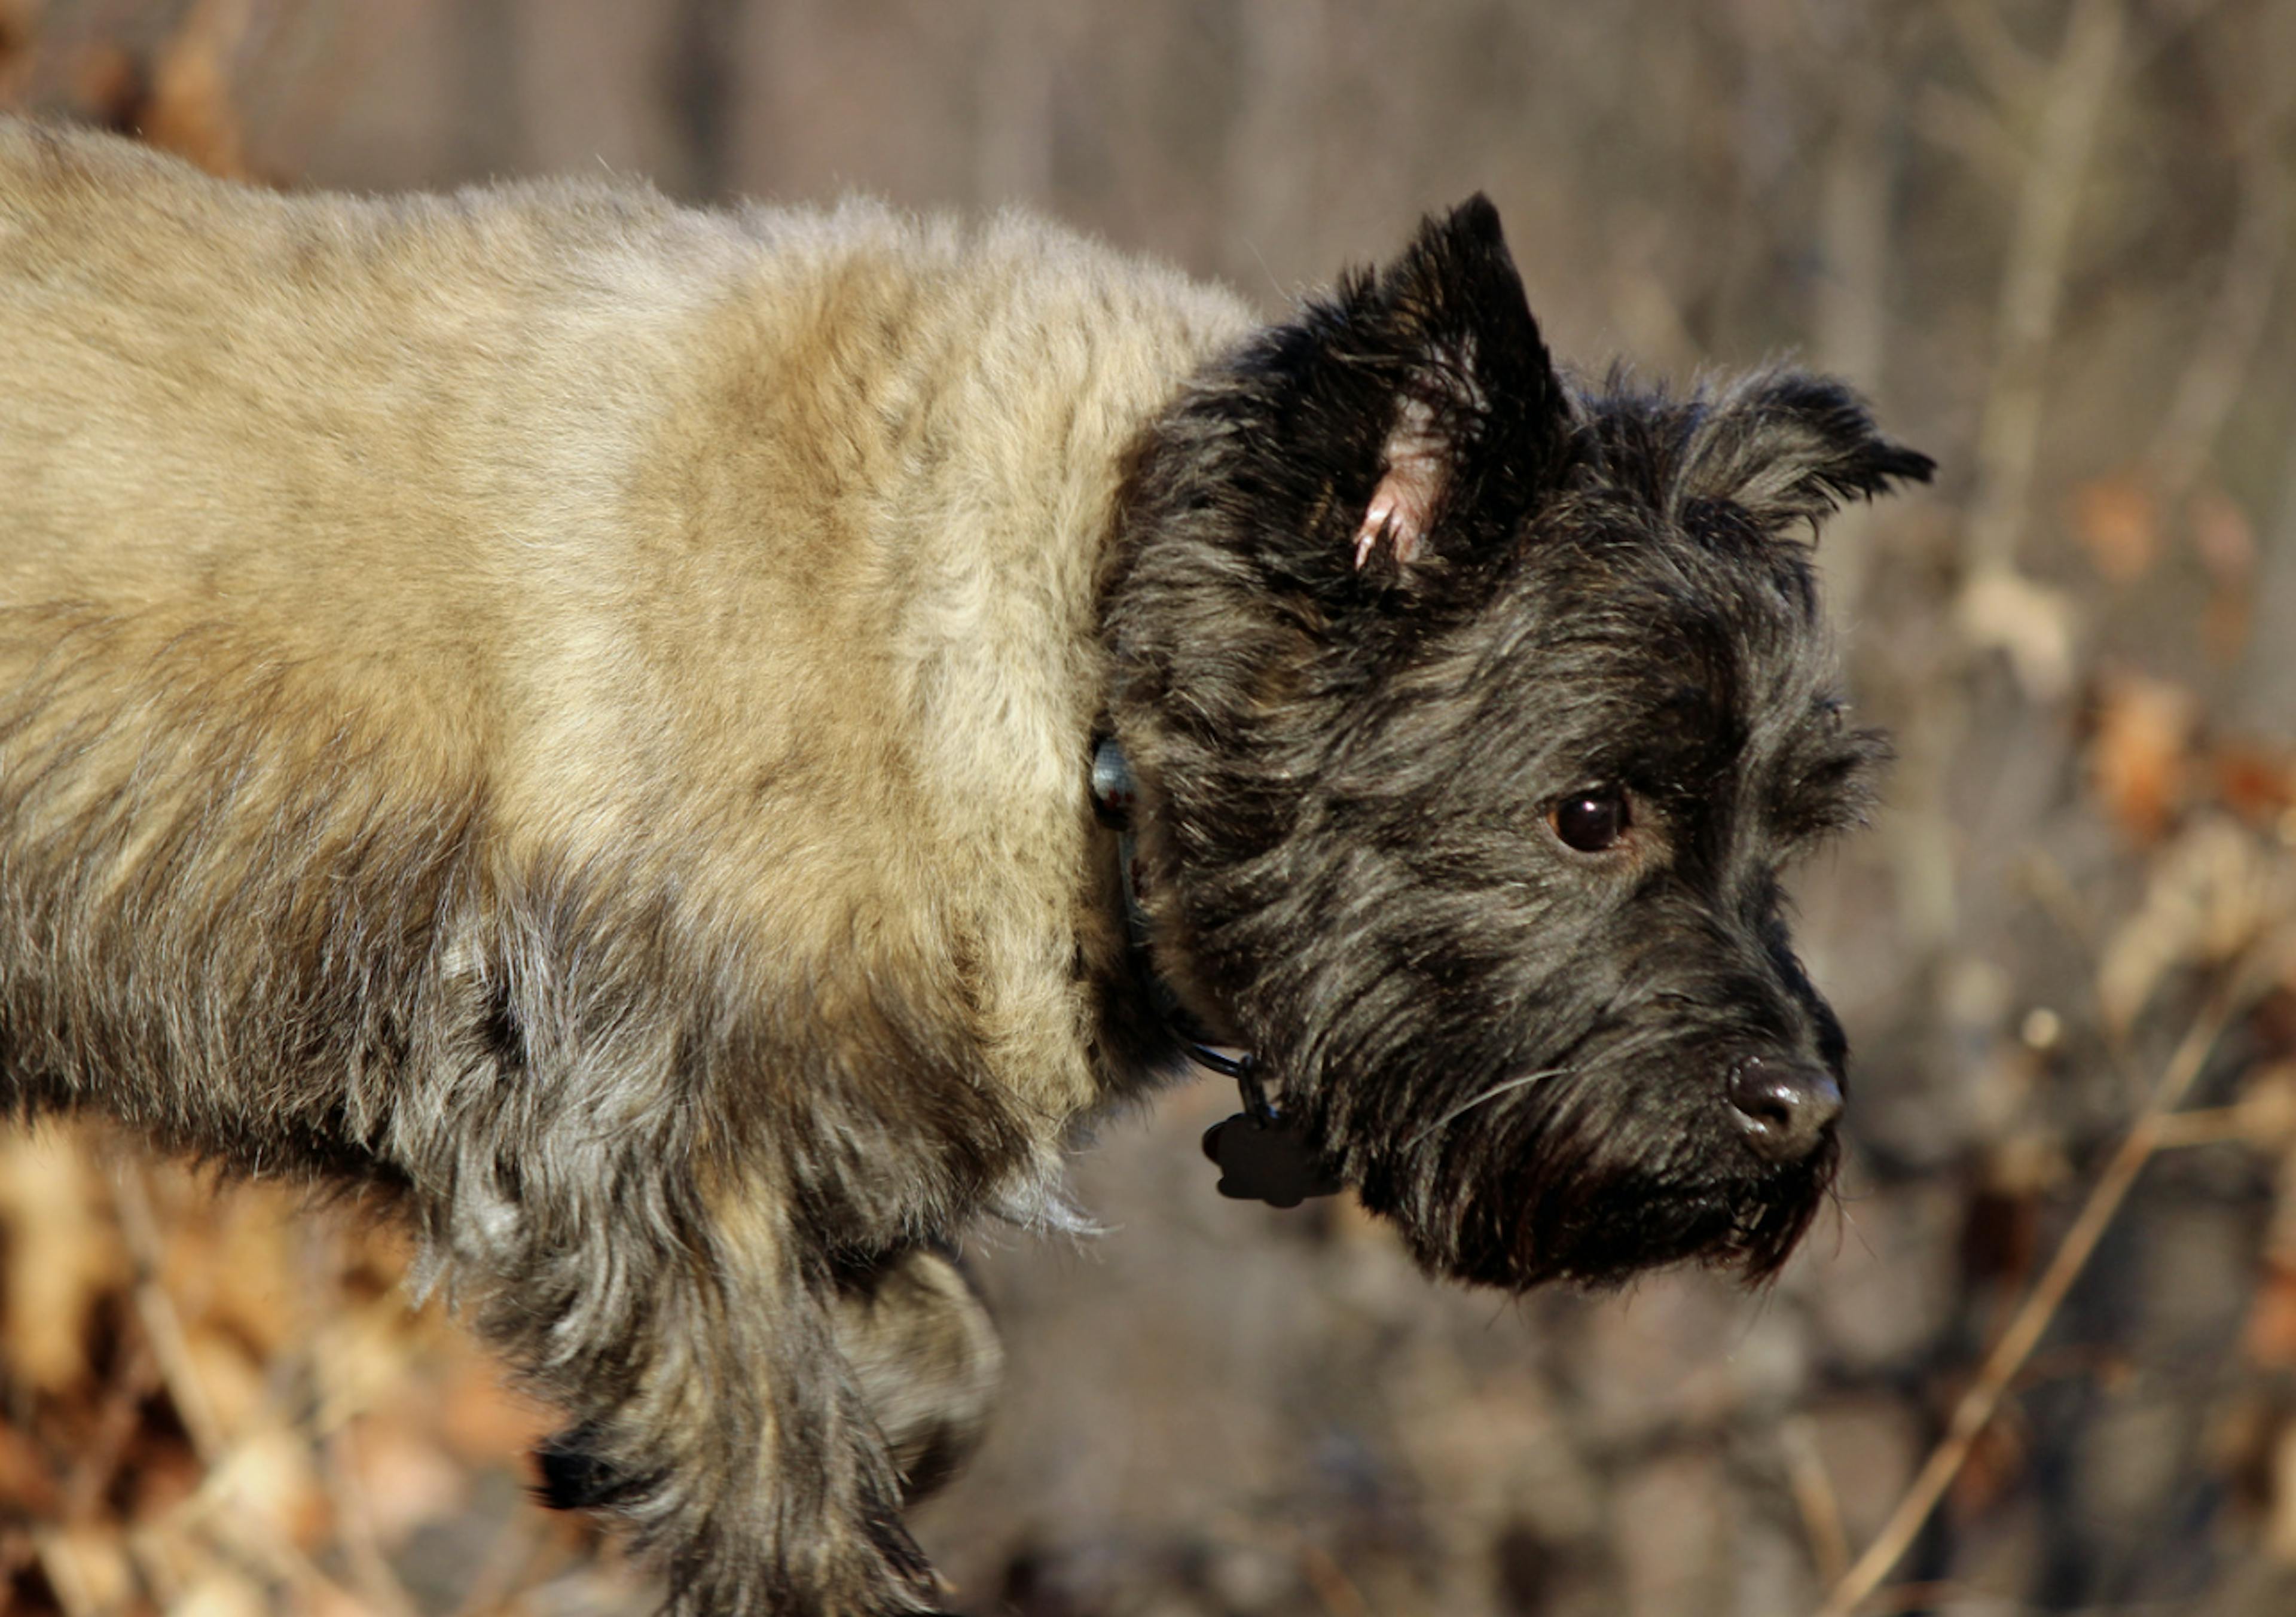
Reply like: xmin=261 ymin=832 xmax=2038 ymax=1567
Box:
xmin=0 ymin=117 xmax=1929 ymax=1614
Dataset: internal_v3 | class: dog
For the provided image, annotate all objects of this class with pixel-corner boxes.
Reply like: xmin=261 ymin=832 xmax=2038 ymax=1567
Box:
xmin=0 ymin=117 xmax=1931 ymax=1614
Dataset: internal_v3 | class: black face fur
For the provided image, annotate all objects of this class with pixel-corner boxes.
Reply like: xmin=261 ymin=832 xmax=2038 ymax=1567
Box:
xmin=1105 ymin=196 xmax=1933 ymax=1291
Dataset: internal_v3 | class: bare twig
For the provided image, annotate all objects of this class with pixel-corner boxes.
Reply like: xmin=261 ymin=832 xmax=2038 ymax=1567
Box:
xmin=322 ymin=1426 xmax=425 ymax=1617
xmin=2147 ymin=170 xmax=2290 ymax=501
xmin=32 ymin=1528 xmax=114 ymax=1617
xmin=144 ymin=0 xmax=258 ymax=177
xmin=0 ymin=0 xmax=35 ymax=108
xmin=1219 ymin=0 xmax=1328 ymax=295
xmin=2147 ymin=51 xmax=2294 ymax=498
xmin=1813 ymin=982 xmax=2242 ymax=1617
xmin=109 ymin=1161 xmax=227 ymax=1463
xmin=1780 ymin=1414 xmax=1852 ymax=1589
xmin=1961 ymin=0 xmax=2122 ymax=576
xmin=57 ymin=1341 xmax=158 ymax=1525
xmin=1954 ymin=0 xmax=2123 ymax=698
xmin=1912 ymin=83 xmax=2022 ymax=194
xmin=1853 ymin=1582 xmax=1990 ymax=1615
xmin=451 ymin=1508 xmax=558 ymax=1617
xmin=2240 ymin=310 xmax=2296 ymax=726
xmin=1887 ymin=0 xmax=2127 ymax=958
xmin=1299 ymin=1540 xmax=1376 ymax=1617
xmin=1811 ymin=25 xmax=1895 ymax=627
xmin=1943 ymin=0 xmax=2044 ymax=111
xmin=2143 ymin=1104 xmax=2251 ymax=1151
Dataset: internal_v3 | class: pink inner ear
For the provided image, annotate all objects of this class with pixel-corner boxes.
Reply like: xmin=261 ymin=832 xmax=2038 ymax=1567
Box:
xmin=1352 ymin=401 xmax=1449 ymax=570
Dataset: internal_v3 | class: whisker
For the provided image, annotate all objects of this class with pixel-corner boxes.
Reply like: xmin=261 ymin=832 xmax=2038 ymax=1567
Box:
xmin=1408 ymin=1066 xmax=1572 ymax=1147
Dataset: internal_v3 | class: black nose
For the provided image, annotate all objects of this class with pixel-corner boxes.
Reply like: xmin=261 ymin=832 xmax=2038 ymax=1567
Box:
xmin=1727 ymin=1058 xmax=1843 ymax=1163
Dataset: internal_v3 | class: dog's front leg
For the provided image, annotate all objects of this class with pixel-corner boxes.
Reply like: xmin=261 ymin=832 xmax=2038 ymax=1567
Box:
xmin=442 ymin=1157 xmax=944 ymax=1616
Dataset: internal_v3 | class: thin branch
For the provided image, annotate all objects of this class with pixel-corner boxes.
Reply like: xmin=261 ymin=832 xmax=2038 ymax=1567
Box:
xmin=109 ymin=1161 xmax=227 ymax=1463
xmin=2147 ymin=37 xmax=2294 ymax=499
xmin=1812 ymin=31 xmax=1897 ymax=627
xmin=32 ymin=1529 xmax=109 ymax=1617
xmin=1960 ymin=0 xmax=2123 ymax=584
xmin=2147 ymin=168 xmax=2290 ymax=499
xmin=57 ymin=1340 xmax=158 ymax=1525
xmin=322 ymin=1426 xmax=424 ymax=1617
xmin=450 ymin=1507 xmax=558 ymax=1617
xmin=1944 ymin=0 xmax=2044 ymax=111
xmin=1893 ymin=0 xmax=2127 ymax=953
xmin=1781 ymin=1415 xmax=1851 ymax=1589
xmin=1911 ymin=82 xmax=2022 ymax=196
xmin=1854 ymin=1582 xmax=1992 ymax=1615
xmin=2142 ymin=1104 xmax=2250 ymax=1150
xmin=1813 ymin=981 xmax=2242 ymax=1617
xmin=1299 ymin=1540 xmax=1376 ymax=1617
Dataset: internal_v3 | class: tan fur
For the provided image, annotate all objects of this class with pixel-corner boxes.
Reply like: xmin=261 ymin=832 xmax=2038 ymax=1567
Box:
xmin=0 ymin=118 xmax=1245 ymax=1123
xmin=0 ymin=116 xmax=1252 ymax=1614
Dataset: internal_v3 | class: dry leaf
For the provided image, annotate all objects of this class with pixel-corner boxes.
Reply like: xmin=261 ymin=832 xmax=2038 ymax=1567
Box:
xmin=0 ymin=1130 xmax=125 ymax=1395
xmin=436 ymin=1354 xmax=558 ymax=1466
xmin=168 ymin=1569 xmax=270 ymax=1617
xmin=206 ymin=1427 xmax=331 ymax=1551
xmin=2189 ymin=486 xmax=2258 ymax=588
xmin=2216 ymin=745 xmax=2296 ymax=826
xmin=199 ymin=1194 xmax=301 ymax=1363
xmin=0 ymin=0 xmax=35 ymax=104
xmin=2234 ymin=1063 xmax=2296 ymax=1154
xmin=0 ymin=1421 xmax=60 ymax=1516
xmin=343 ymin=1421 xmax=469 ymax=1547
xmin=2203 ymin=590 xmax=2252 ymax=664
xmin=1959 ymin=566 xmax=2081 ymax=700
xmin=2071 ymin=474 xmax=2160 ymax=582
xmin=2270 ymin=1420 xmax=2296 ymax=1564
xmin=1947 ymin=1402 xmax=2029 ymax=1520
xmin=181 ymin=1327 xmax=268 ymax=1443
xmin=123 ymin=1429 xmax=206 ymax=1524
xmin=2246 ymin=1259 xmax=2296 ymax=1369
xmin=312 ymin=1295 xmax=433 ymax=1432
xmin=69 ymin=40 xmax=143 ymax=126
xmin=141 ymin=0 xmax=251 ymax=179
xmin=2096 ymin=816 xmax=2292 ymax=1032
xmin=2090 ymin=672 xmax=2197 ymax=844
xmin=38 ymin=1526 xmax=136 ymax=1615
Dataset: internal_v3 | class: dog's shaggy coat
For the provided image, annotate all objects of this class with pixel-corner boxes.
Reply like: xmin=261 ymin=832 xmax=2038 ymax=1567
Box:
xmin=0 ymin=118 xmax=1929 ymax=1613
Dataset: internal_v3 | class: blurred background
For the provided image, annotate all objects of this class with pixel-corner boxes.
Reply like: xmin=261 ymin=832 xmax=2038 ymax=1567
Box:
xmin=4 ymin=1 xmax=2296 ymax=1613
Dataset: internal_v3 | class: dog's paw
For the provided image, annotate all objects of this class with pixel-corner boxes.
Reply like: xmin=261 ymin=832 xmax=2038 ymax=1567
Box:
xmin=533 ymin=1422 xmax=644 ymax=1510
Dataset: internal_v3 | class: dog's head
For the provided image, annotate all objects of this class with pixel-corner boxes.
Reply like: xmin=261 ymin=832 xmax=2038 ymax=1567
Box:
xmin=1105 ymin=197 xmax=1932 ymax=1289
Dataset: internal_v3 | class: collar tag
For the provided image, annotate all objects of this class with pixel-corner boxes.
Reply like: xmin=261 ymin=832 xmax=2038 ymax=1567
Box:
xmin=1200 ymin=1049 xmax=1344 ymax=1207
xmin=1202 ymin=1110 xmax=1344 ymax=1207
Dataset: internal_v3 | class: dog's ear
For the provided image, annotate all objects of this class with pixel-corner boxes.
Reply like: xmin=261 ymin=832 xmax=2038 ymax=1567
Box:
xmin=1335 ymin=196 xmax=1574 ymax=581
xmin=1680 ymin=371 xmax=1934 ymax=536
xmin=1226 ymin=197 xmax=1571 ymax=591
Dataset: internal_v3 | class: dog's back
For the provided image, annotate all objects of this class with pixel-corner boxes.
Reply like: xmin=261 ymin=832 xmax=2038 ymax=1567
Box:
xmin=0 ymin=118 xmax=1248 ymax=1168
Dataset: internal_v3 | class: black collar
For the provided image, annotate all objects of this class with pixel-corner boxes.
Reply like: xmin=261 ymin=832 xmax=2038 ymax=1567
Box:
xmin=1090 ymin=737 xmax=1341 ymax=1208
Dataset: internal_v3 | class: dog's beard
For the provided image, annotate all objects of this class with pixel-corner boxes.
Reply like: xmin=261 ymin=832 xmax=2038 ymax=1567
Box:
xmin=1306 ymin=1029 xmax=1842 ymax=1290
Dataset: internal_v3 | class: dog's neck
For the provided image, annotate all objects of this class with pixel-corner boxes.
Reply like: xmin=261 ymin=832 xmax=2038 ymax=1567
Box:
xmin=1089 ymin=738 xmax=1342 ymax=1208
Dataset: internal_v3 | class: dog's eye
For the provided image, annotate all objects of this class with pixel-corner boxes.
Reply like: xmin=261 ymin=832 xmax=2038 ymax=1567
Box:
xmin=1550 ymin=788 xmax=1629 ymax=853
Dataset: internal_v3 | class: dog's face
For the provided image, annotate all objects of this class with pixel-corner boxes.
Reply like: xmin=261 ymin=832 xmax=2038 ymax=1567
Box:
xmin=1106 ymin=197 xmax=1932 ymax=1290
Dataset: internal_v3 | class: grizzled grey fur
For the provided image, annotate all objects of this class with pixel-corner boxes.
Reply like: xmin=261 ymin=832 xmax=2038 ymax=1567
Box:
xmin=0 ymin=117 xmax=1928 ymax=1615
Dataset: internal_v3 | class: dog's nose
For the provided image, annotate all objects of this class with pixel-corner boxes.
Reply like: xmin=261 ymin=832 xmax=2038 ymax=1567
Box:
xmin=1727 ymin=1058 xmax=1842 ymax=1163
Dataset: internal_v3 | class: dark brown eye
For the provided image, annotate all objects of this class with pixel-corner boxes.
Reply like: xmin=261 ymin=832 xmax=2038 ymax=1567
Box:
xmin=1551 ymin=788 xmax=1629 ymax=853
